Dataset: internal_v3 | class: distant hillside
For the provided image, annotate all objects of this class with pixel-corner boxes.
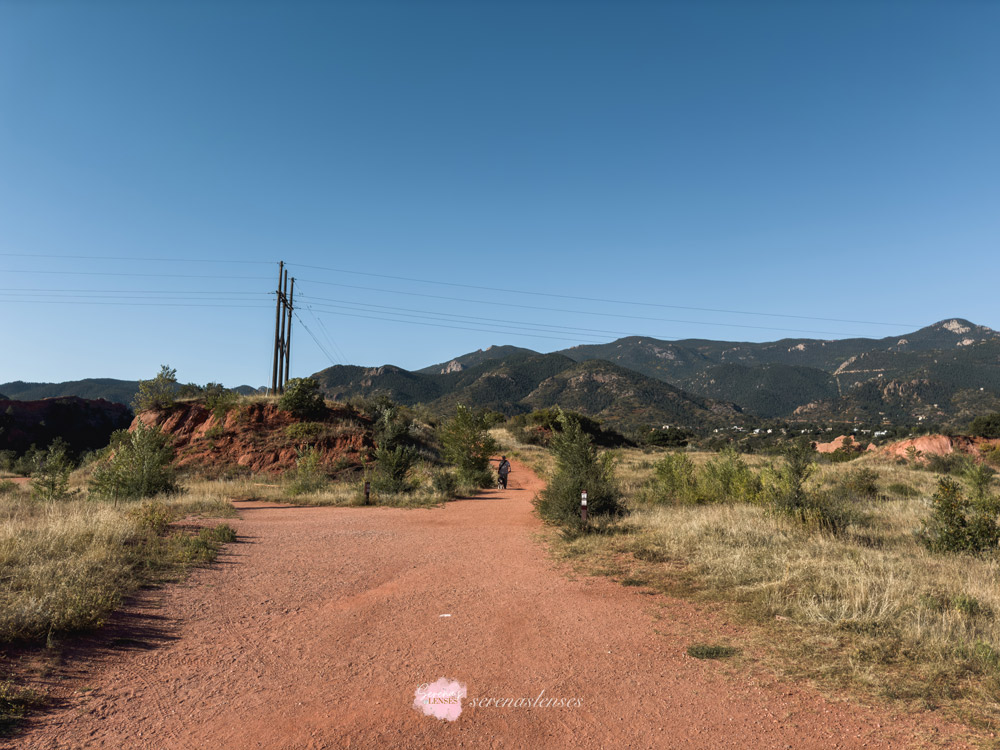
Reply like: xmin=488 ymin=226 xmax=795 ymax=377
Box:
xmin=0 ymin=379 xmax=263 ymax=407
xmin=417 ymin=345 xmax=538 ymax=375
xmin=312 ymin=353 xmax=739 ymax=429
xmin=548 ymin=319 xmax=1000 ymax=423
xmin=0 ymin=379 xmax=142 ymax=406
xmin=682 ymin=363 xmax=840 ymax=419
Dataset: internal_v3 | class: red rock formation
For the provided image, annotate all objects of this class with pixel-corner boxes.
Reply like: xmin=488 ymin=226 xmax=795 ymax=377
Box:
xmin=132 ymin=401 xmax=372 ymax=476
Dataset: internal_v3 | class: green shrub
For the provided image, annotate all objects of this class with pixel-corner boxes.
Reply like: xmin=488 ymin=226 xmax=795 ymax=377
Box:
xmin=970 ymin=413 xmax=1000 ymax=439
xmin=700 ymin=447 xmax=762 ymax=504
xmin=647 ymin=452 xmax=697 ymax=504
xmin=838 ymin=467 xmax=880 ymax=500
xmin=965 ymin=462 xmax=997 ymax=509
xmin=203 ymin=383 xmax=238 ymax=418
xmin=133 ymin=365 xmax=177 ymax=412
xmin=919 ymin=477 xmax=1000 ymax=555
xmin=371 ymin=445 xmax=417 ymax=494
xmin=924 ymin=452 xmax=972 ymax=475
xmin=440 ymin=405 xmax=500 ymax=488
xmin=279 ymin=378 xmax=326 ymax=420
xmin=535 ymin=415 xmax=620 ymax=525
xmin=285 ymin=447 xmax=329 ymax=496
xmin=285 ymin=422 xmax=325 ymax=443
xmin=0 ymin=450 xmax=16 ymax=474
xmin=29 ymin=440 xmax=73 ymax=502
xmin=89 ymin=422 xmax=177 ymax=502
xmin=0 ymin=480 xmax=17 ymax=496
xmin=432 ymin=470 xmax=459 ymax=498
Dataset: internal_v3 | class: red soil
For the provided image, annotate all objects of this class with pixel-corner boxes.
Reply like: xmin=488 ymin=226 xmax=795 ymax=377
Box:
xmin=134 ymin=402 xmax=371 ymax=475
xmin=11 ymin=461 xmax=975 ymax=749
xmin=880 ymin=434 xmax=1000 ymax=462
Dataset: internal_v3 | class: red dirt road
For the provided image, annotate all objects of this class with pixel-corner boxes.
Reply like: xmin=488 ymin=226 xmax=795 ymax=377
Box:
xmin=14 ymin=461 xmax=971 ymax=749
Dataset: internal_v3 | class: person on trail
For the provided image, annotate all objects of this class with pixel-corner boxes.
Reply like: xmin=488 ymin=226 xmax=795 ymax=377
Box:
xmin=497 ymin=456 xmax=511 ymax=490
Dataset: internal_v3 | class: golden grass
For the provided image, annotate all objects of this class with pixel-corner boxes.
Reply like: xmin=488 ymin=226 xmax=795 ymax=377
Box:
xmin=548 ymin=445 xmax=1000 ymax=734
xmin=0 ymin=478 xmax=236 ymax=644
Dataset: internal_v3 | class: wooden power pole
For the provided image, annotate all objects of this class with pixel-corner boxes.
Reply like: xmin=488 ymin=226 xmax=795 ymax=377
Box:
xmin=283 ymin=277 xmax=294 ymax=386
xmin=271 ymin=261 xmax=284 ymax=394
xmin=277 ymin=268 xmax=289 ymax=393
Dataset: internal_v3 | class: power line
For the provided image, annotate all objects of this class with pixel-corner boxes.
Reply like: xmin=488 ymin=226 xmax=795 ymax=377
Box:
xmin=302 ymin=298 xmax=617 ymax=342
xmin=295 ymin=278 xmax=872 ymax=337
xmin=0 ymin=252 xmax=273 ymax=265
xmin=0 ymin=269 xmax=272 ymax=280
xmin=309 ymin=307 xmax=616 ymax=343
xmin=288 ymin=261 xmax=916 ymax=328
xmin=0 ymin=252 xmax=916 ymax=327
xmin=293 ymin=310 xmax=338 ymax=368
xmin=0 ymin=288 xmax=264 ymax=294
xmin=0 ymin=299 xmax=271 ymax=309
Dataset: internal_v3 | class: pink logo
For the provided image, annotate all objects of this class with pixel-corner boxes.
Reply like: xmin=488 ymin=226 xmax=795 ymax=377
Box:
xmin=413 ymin=678 xmax=467 ymax=721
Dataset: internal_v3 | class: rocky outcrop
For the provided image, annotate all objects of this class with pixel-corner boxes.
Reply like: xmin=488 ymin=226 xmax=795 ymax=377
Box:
xmin=133 ymin=401 xmax=372 ymax=476
xmin=815 ymin=435 xmax=870 ymax=454
xmin=879 ymin=434 xmax=1000 ymax=461
xmin=0 ymin=396 xmax=132 ymax=455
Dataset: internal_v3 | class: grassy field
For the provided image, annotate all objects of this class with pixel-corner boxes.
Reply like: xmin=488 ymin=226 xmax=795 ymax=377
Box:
xmin=0 ymin=477 xmax=237 ymax=646
xmin=540 ymin=440 xmax=1000 ymax=734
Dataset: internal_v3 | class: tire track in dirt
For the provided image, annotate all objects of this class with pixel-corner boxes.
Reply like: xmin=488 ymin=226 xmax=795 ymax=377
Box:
xmin=11 ymin=460 xmax=976 ymax=749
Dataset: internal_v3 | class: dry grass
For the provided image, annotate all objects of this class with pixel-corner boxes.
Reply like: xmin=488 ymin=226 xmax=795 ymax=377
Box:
xmin=0 ymin=478 xmax=236 ymax=645
xmin=550 ymin=445 xmax=1000 ymax=733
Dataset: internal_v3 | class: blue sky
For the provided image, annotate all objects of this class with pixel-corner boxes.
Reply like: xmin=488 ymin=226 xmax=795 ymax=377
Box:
xmin=2 ymin=1 xmax=998 ymax=387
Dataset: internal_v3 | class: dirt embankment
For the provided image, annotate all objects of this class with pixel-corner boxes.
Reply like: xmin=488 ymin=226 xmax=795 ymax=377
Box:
xmin=880 ymin=433 xmax=1000 ymax=461
xmin=134 ymin=401 xmax=372 ymax=475
xmin=814 ymin=435 xmax=874 ymax=454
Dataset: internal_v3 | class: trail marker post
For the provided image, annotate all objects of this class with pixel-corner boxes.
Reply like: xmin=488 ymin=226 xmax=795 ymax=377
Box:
xmin=364 ymin=481 xmax=371 ymax=504
xmin=581 ymin=490 xmax=588 ymax=522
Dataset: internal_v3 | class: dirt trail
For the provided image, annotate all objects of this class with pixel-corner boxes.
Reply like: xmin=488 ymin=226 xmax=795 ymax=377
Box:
xmin=14 ymin=460 xmax=971 ymax=749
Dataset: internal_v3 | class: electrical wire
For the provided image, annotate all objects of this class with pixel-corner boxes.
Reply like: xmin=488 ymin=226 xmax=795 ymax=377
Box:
xmin=288 ymin=261 xmax=916 ymax=328
xmin=292 ymin=310 xmax=338 ymax=368
xmin=308 ymin=307 xmax=616 ymax=343
xmin=295 ymin=278 xmax=869 ymax=337
xmin=0 ymin=252 xmax=273 ymax=265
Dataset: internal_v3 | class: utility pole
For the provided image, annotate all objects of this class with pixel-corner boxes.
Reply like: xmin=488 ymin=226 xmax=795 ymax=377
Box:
xmin=284 ymin=277 xmax=294 ymax=386
xmin=278 ymin=268 xmax=289 ymax=393
xmin=271 ymin=261 xmax=284 ymax=394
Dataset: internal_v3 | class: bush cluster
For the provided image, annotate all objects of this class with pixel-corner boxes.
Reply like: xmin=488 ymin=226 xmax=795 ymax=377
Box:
xmin=535 ymin=415 xmax=621 ymax=524
xmin=440 ymin=405 xmax=499 ymax=488
xmin=279 ymin=378 xmax=327 ymax=420
xmin=919 ymin=477 xmax=1000 ymax=555
xmin=89 ymin=421 xmax=177 ymax=502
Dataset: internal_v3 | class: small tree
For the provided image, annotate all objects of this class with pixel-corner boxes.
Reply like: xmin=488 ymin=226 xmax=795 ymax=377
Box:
xmin=439 ymin=405 xmax=500 ymax=487
xmin=279 ymin=378 xmax=326 ymax=420
xmin=134 ymin=365 xmax=178 ymax=412
xmin=920 ymin=476 xmax=1000 ymax=554
xmin=535 ymin=415 xmax=620 ymax=524
xmin=90 ymin=421 xmax=177 ymax=502
xmin=30 ymin=439 xmax=73 ymax=501
xmin=970 ymin=414 xmax=1000 ymax=439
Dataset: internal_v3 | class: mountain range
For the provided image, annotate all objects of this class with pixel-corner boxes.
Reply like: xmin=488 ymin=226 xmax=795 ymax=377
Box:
xmin=312 ymin=318 xmax=1000 ymax=429
xmin=5 ymin=319 xmax=998 ymax=431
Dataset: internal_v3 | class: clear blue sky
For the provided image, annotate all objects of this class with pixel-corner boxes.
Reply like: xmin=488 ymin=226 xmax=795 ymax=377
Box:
xmin=2 ymin=1 xmax=998 ymax=387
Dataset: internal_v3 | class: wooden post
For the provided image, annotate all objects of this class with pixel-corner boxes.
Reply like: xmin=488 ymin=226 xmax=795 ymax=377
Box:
xmin=284 ymin=277 xmax=294 ymax=386
xmin=277 ymin=269 xmax=289 ymax=393
xmin=581 ymin=490 xmax=588 ymax=522
xmin=271 ymin=261 xmax=284 ymax=394
xmin=364 ymin=481 xmax=371 ymax=504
